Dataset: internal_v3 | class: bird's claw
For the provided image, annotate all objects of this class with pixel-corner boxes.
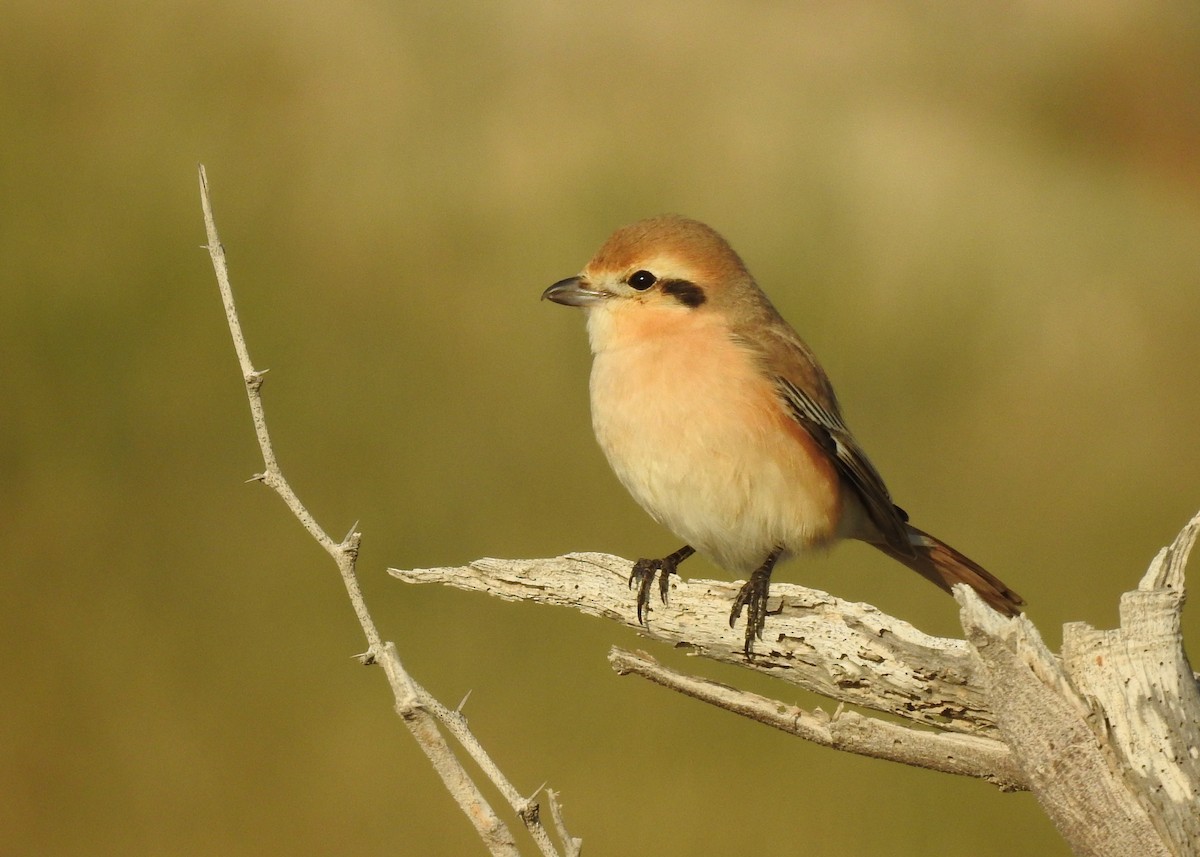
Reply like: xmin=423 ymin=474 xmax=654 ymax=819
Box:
xmin=628 ymin=546 xmax=695 ymax=624
xmin=729 ymin=569 xmax=774 ymax=657
xmin=629 ymin=557 xmax=670 ymax=623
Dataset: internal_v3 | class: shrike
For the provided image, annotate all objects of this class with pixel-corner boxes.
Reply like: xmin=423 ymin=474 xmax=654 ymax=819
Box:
xmin=544 ymin=215 xmax=1023 ymax=654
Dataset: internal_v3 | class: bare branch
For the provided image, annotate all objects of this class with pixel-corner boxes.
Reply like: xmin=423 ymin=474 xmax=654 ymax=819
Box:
xmin=392 ymin=553 xmax=998 ymax=735
xmin=545 ymin=791 xmax=582 ymax=857
xmin=953 ymin=511 xmax=1200 ymax=856
xmin=394 ymin=514 xmax=1200 ymax=857
xmin=199 ymin=165 xmax=576 ymax=857
xmin=608 ymin=647 xmax=1026 ymax=790
xmin=958 ymin=588 xmax=1171 ymax=857
xmin=1059 ymin=510 xmax=1200 ymax=854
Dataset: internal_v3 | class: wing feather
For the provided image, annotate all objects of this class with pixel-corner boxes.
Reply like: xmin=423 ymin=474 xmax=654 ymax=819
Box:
xmin=728 ymin=304 xmax=913 ymax=555
xmin=775 ymin=376 xmax=912 ymax=553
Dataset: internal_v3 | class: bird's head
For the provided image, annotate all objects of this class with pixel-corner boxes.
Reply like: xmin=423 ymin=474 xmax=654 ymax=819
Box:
xmin=542 ymin=214 xmax=758 ymax=311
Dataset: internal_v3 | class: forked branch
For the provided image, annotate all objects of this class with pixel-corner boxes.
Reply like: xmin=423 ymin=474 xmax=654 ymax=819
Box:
xmin=393 ymin=514 xmax=1200 ymax=857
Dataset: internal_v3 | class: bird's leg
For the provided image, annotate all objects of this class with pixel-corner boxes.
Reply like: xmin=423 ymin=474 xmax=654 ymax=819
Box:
xmin=629 ymin=545 xmax=695 ymax=623
xmin=729 ymin=548 xmax=783 ymax=656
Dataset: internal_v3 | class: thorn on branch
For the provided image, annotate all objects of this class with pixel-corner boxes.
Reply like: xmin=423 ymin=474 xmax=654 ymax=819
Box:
xmin=341 ymin=524 xmax=362 ymax=556
xmin=457 ymin=689 xmax=473 ymax=713
xmin=245 ymin=473 xmax=267 ymax=484
xmin=245 ymin=369 xmax=269 ymax=392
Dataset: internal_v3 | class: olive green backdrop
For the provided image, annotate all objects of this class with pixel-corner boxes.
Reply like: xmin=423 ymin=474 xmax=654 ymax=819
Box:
xmin=4 ymin=2 xmax=1199 ymax=855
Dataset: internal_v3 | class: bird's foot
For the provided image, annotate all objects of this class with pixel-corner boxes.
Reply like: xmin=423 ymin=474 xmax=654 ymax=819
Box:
xmin=729 ymin=567 xmax=775 ymax=657
xmin=629 ymin=545 xmax=695 ymax=623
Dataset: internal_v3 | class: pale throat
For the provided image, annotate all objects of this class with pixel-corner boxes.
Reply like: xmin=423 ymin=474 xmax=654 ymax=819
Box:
xmin=583 ymin=298 xmax=716 ymax=356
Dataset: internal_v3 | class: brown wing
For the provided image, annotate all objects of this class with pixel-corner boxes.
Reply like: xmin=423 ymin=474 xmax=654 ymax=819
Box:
xmin=732 ymin=308 xmax=914 ymax=556
xmin=775 ymin=376 xmax=913 ymax=554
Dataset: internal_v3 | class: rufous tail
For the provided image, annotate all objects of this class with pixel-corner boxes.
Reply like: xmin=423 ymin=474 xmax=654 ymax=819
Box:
xmin=873 ymin=524 xmax=1024 ymax=617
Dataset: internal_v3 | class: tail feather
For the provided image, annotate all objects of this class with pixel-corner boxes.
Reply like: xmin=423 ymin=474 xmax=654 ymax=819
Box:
xmin=873 ymin=525 xmax=1024 ymax=617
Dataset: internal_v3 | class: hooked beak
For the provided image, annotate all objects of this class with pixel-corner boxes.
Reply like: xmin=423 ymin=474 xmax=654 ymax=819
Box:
xmin=542 ymin=276 xmax=607 ymax=307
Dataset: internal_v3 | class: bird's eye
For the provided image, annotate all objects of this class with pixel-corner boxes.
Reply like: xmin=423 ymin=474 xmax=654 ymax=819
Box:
xmin=628 ymin=270 xmax=657 ymax=291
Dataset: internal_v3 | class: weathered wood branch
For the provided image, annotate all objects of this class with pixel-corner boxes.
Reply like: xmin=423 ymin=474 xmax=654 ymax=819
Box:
xmin=392 ymin=553 xmax=1001 ymax=735
xmin=392 ymin=510 xmax=1200 ymax=857
xmin=607 ymin=647 xmax=1026 ymax=789
xmin=958 ymin=513 xmax=1200 ymax=857
xmin=961 ymin=594 xmax=1172 ymax=856
xmin=1062 ymin=517 xmax=1200 ymax=850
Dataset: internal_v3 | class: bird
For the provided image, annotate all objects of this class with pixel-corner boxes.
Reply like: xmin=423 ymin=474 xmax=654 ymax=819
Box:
xmin=542 ymin=215 xmax=1024 ymax=655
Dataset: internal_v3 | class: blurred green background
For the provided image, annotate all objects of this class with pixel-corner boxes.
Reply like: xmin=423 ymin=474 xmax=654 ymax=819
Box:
xmin=4 ymin=2 xmax=1199 ymax=854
